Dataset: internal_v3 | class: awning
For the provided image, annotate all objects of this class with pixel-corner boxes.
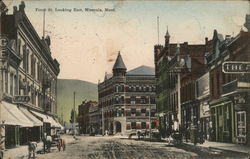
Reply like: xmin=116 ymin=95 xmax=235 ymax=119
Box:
xmin=31 ymin=111 xmax=61 ymax=128
xmin=19 ymin=107 xmax=43 ymax=126
xmin=0 ymin=101 xmax=33 ymax=127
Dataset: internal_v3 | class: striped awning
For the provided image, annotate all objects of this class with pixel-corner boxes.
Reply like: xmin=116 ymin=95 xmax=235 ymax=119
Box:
xmin=19 ymin=107 xmax=43 ymax=126
xmin=0 ymin=101 xmax=33 ymax=127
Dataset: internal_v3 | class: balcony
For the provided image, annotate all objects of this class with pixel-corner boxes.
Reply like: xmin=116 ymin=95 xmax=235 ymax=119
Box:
xmin=222 ymin=79 xmax=250 ymax=96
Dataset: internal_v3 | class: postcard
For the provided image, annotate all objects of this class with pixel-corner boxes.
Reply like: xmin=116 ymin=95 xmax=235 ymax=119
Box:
xmin=0 ymin=0 xmax=250 ymax=158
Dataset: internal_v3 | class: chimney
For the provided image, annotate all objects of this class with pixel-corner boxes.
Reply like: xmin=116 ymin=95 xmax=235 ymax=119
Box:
xmin=205 ymin=37 xmax=208 ymax=44
xmin=19 ymin=1 xmax=25 ymax=12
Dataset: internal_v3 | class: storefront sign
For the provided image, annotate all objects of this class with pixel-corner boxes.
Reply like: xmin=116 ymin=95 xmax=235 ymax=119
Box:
xmin=222 ymin=61 xmax=250 ymax=73
xmin=13 ymin=95 xmax=30 ymax=103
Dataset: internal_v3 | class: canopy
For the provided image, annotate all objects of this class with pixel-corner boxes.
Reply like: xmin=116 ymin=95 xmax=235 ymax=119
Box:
xmin=31 ymin=111 xmax=62 ymax=128
xmin=19 ymin=107 xmax=43 ymax=126
xmin=0 ymin=101 xmax=33 ymax=127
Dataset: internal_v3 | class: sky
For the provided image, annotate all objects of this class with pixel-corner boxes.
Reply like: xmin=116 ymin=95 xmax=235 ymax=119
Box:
xmin=3 ymin=0 xmax=250 ymax=83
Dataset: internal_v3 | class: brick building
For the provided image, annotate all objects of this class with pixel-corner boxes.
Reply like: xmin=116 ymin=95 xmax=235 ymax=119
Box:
xmin=154 ymin=29 xmax=209 ymax=136
xmin=98 ymin=52 xmax=157 ymax=135
xmin=180 ymin=42 xmax=210 ymax=142
xmin=78 ymin=101 xmax=98 ymax=134
xmin=0 ymin=1 xmax=61 ymax=149
xmin=206 ymin=22 xmax=250 ymax=144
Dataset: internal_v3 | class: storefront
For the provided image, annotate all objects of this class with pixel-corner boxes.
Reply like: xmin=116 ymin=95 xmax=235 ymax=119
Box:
xmin=210 ymin=98 xmax=235 ymax=143
xmin=31 ymin=111 xmax=62 ymax=136
xmin=0 ymin=101 xmax=34 ymax=148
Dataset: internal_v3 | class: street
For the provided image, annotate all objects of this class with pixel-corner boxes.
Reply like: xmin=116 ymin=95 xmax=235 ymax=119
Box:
xmin=36 ymin=136 xmax=248 ymax=159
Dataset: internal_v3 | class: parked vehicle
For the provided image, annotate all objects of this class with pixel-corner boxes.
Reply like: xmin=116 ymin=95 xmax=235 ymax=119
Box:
xmin=172 ymin=132 xmax=182 ymax=145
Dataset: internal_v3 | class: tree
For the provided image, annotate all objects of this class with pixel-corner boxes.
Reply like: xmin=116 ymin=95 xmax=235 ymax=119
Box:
xmin=70 ymin=109 xmax=77 ymax=123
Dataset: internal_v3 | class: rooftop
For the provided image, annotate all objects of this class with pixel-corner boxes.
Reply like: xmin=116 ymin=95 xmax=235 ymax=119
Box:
xmin=126 ymin=65 xmax=155 ymax=76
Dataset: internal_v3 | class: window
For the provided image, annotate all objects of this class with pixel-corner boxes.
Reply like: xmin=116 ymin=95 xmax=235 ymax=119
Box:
xmin=140 ymin=96 xmax=146 ymax=104
xmin=115 ymin=96 xmax=119 ymax=104
xmin=5 ymin=71 xmax=8 ymax=93
xmin=130 ymin=96 xmax=136 ymax=104
xmin=216 ymin=73 xmax=220 ymax=96
xmin=131 ymin=122 xmax=136 ymax=129
xmin=141 ymin=122 xmax=146 ymax=129
xmin=149 ymin=86 xmax=152 ymax=92
xmin=131 ymin=108 xmax=136 ymax=116
xmin=139 ymin=86 xmax=142 ymax=92
xmin=136 ymin=109 xmax=141 ymax=116
xmin=151 ymin=122 xmax=156 ymax=129
xmin=14 ymin=76 xmax=17 ymax=95
xmin=150 ymin=97 xmax=156 ymax=104
xmin=141 ymin=108 xmax=146 ymax=114
xmin=17 ymin=39 xmax=21 ymax=55
xmin=10 ymin=74 xmax=13 ymax=96
xmin=116 ymin=85 xmax=119 ymax=92
xmin=27 ymin=50 xmax=30 ymax=73
xmin=126 ymin=123 xmax=131 ymax=130
xmin=211 ymin=76 xmax=214 ymax=97
xmin=22 ymin=45 xmax=26 ymax=70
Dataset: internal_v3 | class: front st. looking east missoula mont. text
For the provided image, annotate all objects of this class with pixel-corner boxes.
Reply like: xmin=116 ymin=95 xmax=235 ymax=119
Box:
xmin=35 ymin=7 xmax=115 ymax=12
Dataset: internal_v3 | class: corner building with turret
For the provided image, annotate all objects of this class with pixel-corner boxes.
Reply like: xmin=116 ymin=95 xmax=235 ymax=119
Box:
xmin=98 ymin=52 xmax=158 ymax=135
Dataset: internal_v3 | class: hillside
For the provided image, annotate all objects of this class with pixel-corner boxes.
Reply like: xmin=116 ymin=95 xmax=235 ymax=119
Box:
xmin=57 ymin=79 xmax=98 ymax=124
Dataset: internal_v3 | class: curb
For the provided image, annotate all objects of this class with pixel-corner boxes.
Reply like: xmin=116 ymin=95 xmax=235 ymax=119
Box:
xmin=181 ymin=142 xmax=249 ymax=155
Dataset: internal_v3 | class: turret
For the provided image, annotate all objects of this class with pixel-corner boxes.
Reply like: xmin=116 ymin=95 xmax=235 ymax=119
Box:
xmin=112 ymin=51 xmax=127 ymax=77
xmin=165 ymin=26 xmax=170 ymax=47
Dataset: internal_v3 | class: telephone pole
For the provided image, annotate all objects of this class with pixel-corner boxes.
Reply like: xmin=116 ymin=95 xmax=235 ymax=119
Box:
xmin=73 ymin=91 xmax=76 ymax=137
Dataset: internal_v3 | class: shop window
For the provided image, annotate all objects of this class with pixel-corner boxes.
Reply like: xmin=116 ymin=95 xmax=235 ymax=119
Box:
xmin=151 ymin=122 xmax=156 ymax=129
xmin=126 ymin=123 xmax=131 ymax=130
xmin=141 ymin=122 xmax=146 ymax=129
xmin=131 ymin=122 xmax=136 ymax=129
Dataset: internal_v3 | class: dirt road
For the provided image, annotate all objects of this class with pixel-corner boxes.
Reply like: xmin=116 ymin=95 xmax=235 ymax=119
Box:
xmin=35 ymin=136 xmax=247 ymax=159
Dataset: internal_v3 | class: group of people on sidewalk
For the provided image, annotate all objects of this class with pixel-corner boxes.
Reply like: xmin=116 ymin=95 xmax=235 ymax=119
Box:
xmin=159 ymin=125 xmax=205 ymax=145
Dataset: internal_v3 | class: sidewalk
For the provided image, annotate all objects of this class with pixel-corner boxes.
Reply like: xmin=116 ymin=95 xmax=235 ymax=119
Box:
xmin=183 ymin=140 xmax=250 ymax=154
xmin=3 ymin=142 xmax=43 ymax=159
xmin=3 ymin=135 xmax=76 ymax=159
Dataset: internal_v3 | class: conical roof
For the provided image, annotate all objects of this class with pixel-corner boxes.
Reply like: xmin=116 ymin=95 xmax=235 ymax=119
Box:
xmin=112 ymin=52 xmax=127 ymax=70
xmin=165 ymin=26 xmax=170 ymax=38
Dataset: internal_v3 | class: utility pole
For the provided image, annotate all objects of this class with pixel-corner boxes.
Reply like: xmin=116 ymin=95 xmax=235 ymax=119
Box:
xmin=149 ymin=96 xmax=152 ymax=140
xmin=102 ymin=102 xmax=104 ymax=136
xmin=73 ymin=91 xmax=76 ymax=137
xmin=176 ymin=44 xmax=181 ymax=130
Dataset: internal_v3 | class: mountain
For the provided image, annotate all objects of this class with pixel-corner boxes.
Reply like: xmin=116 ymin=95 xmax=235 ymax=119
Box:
xmin=57 ymin=79 xmax=98 ymax=124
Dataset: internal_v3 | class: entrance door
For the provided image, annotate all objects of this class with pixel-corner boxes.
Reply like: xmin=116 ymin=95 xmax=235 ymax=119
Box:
xmin=116 ymin=122 xmax=122 ymax=133
xmin=236 ymin=111 xmax=246 ymax=144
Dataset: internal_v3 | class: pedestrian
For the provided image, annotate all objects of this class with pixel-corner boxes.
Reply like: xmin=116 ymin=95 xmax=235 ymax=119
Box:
xmin=28 ymin=141 xmax=37 ymax=159
xmin=46 ymin=135 xmax=52 ymax=152
xmin=185 ymin=126 xmax=190 ymax=142
xmin=137 ymin=131 xmax=141 ymax=139
xmin=42 ymin=132 xmax=47 ymax=153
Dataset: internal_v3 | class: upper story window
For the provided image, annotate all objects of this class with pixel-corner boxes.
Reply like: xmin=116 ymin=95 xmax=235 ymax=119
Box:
xmin=130 ymin=96 xmax=136 ymax=104
xmin=140 ymin=96 xmax=146 ymax=104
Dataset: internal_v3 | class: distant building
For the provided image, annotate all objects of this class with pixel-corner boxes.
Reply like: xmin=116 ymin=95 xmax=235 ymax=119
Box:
xmin=0 ymin=1 xmax=60 ymax=149
xmin=98 ymin=52 xmax=157 ymax=135
xmin=154 ymin=29 xmax=208 ymax=135
xmin=89 ymin=102 xmax=100 ymax=134
xmin=78 ymin=101 xmax=98 ymax=134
